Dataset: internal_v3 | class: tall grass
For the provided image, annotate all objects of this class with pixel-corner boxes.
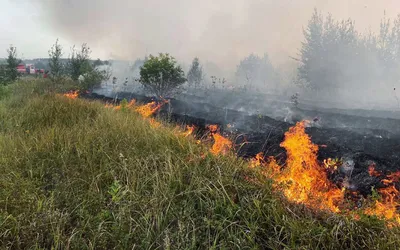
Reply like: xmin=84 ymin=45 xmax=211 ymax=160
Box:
xmin=0 ymin=80 xmax=399 ymax=249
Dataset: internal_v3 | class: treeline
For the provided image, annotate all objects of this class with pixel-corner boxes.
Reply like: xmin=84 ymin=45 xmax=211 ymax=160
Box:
xmin=3 ymin=9 xmax=400 ymax=100
xmin=0 ymin=40 xmax=111 ymax=90
xmin=298 ymin=9 xmax=400 ymax=96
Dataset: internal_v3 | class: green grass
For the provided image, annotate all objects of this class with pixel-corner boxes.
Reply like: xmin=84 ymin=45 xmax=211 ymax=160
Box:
xmin=0 ymin=80 xmax=399 ymax=249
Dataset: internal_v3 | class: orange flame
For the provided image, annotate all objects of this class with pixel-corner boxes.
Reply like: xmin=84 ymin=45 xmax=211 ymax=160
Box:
xmin=368 ymin=163 xmax=381 ymax=177
xmin=249 ymin=152 xmax=265 ymax=168
xmin=183 ymin=125 xmax=196 ymax=137
xmin=248 ymin=121 xmax=400 ymax=225
xmin=62 ymin=90 xmax=79 ymax=99
xmin=208 ymin=125 xmax=218 ymax=133
xmin=276 ymin=121 xmax=344 ymax=212
xmin=365 ymin=185 xmax=400 ymax=226
xmin=382 ymin=171 xmax=400 ymax=185
xmin=210 ymin=133 xmax=233 ymax=155
xmin=250 ymin=122 xmax=344 ymax=213
xmin=148 ymin=118 xmax=161 ymax=128
xmin=127 ymin=99 xmax=136 ymax=108
xmin=135 ymin=100 xmax=167 ymax=118
xmin=104 ymin=103 xmax=114 ymax=108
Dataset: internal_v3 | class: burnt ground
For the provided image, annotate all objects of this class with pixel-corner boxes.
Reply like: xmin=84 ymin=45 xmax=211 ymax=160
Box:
xmin=82 ymin=91 xmax=400 ymax=195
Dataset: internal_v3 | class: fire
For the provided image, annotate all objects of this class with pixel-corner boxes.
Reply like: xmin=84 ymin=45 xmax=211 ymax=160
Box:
xmin=248 ymin=121 xmax=400 ymax=225
xmin=104 ymin=103 xmax=114 ymax=108
xmin=382 ymin=171 xmax=400 ymax=185
xmin=62 ymin=90 xmax=79 ymax=99
xmin=365 ymin=185 xmax=400 ymax=226
xmin=148 ymin=118 xmax=161 ymax=128
xmin=249 ymin=153 xmax=280 ymax=177
xmin=368 ymin=163 xmax=381 ymax=177
xmin=135 ymin=100 xmax=167 ymax=118
xmin=210 ymin=133 xmax=233 ymax=155
xmin=208 ymin=125 xmax=218 ymax=133
xmin=127 ymin=99 xmax=136 ymax=108
xmin=249 ymin=152 xmax=265 ymax=168
xmin=183 ymin=125 xmax=196 ymax=137
xmin=276 ymin=121 xmax=344 ymax=212
xmin=250 ymin=121 xmax=344 ymax=213
xmin=207 ymin=125 xmax=232 ymax=156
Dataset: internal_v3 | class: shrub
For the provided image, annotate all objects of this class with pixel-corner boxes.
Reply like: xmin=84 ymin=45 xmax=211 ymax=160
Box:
xmin=139 ymin=53 xmax=186 ymax=97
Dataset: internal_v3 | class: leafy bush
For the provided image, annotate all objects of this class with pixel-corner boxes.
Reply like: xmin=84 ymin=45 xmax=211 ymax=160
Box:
xmin=67 ymin=43 xmax=110 ymax=90
xmin=139 ymin=53 xmax=186 ymax=97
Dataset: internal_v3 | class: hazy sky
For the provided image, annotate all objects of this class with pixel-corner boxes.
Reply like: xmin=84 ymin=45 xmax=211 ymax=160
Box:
xmin=1 ymin=0 xmax=400 ymax=69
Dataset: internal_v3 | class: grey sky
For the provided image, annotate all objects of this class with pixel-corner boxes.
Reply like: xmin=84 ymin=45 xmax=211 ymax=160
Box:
xmin=1 ymin=0 xmax=400 ymax=68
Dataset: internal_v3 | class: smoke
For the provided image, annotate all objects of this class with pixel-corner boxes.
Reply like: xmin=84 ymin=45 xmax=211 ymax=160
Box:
xmin=37 ymin=0 xmax=400 ymax=68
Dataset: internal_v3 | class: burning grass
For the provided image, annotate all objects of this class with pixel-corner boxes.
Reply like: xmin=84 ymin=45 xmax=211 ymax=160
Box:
xmin=0 ymin=80 xmax=399 ymax=249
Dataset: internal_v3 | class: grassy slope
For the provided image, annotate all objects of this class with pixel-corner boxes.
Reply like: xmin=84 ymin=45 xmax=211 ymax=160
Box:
xmin=0 ymin=80 xmax=399 ymax=249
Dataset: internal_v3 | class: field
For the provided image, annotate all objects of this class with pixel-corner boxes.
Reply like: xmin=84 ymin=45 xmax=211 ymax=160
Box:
xmin=0 ymin=79 xmax=399 ymax=249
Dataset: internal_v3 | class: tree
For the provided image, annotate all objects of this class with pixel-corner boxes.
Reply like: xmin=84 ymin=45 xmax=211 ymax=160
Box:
xmin=1 ymin=45 xmax=20 ymax=85
xmin=67 ymin=43 xmax=110 ymax=90
xmin=187 ymin=57 xmax=204 ymax=87
xmin=93 ymin=58 xmax=103 ymax=67
xmin=297 ymin=9 xmax=325 ymax=90
xmin=67 ymin=43 xmax=92 ymax=81
xmin=139 ymin=53 xmax=186 ymax=97
xmin=297 ymin=9 xmax=400 ymax=97
xmin=48 ymin=39 xmax=64 ymax=85
xmin=235 ymin=53 xmax=277 ymax=90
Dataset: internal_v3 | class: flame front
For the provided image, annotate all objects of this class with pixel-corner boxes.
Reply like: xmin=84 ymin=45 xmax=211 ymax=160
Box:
xmin=275 ymin=121 xmax=344 ymax=212
xmin=62 ymin=90 xmax=79 ymax=99
xmin=365 ymin=185 xmax=400 ymax=226
xmin=135 ymin=101 xmax=167 ymax=118
xmin=183 ymin=125 xmax=196 ymax=137
xmin=210 ymin=133 xmax=233 ymax=155
xmin=207 ymin=125 xmax=232 ymax=156
xmin=249 ymin=121 xmax=400 ymax=225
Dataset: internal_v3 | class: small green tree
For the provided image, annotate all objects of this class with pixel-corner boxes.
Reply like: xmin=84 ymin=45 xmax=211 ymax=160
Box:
xmin=1 ymin=45 xmax=20 ymax=85
xmin=48 ymin=39 xmax=64 ymax=85
xmin=67 ymin=43 xmax=91 ymax=81
xmin=67 ymin=43 xmax=110 ymax=90
xmin=139 ymin=53 xmax=186 ymax=97
xmin=187 ymin=57 xmax=204 ymax=88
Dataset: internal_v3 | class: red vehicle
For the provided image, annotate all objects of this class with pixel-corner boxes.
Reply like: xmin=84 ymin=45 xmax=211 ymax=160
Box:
xmin=16 ymin=64 xmax=26 ymax=74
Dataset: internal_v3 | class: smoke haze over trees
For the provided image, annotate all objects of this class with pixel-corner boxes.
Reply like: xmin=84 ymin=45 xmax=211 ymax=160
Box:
xmin=297 ymin=9 xmax=400 ymax=106
xmin=235 ymin=53 xmax=278 ymax=91
xmin=35 ymin=0 xmax=400 ymax=67
xmin=8 ymin=0 xmax=400 ymax=108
